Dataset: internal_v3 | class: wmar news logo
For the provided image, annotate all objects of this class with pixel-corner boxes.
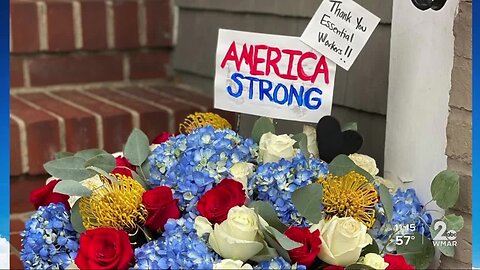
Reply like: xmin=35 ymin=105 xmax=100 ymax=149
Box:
xmin=432 ymin=220 xmax=457 ymax=247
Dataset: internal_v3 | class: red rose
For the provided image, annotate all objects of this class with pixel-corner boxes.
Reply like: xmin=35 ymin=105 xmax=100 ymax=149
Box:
xmin=197 ymin=178 xmax=246 ymax=224
xmin=142 ymin=186 xmax=181 ymax=232
xmin=284 ymin=227 xmax=322 ymax=267
xmin=152 ymin=132 xmax=174 ymax=144
xmin=324 ymin=266 xmax=345 ymax=270
xmin=112 ymin=156 xmax=136 ymax=177
xmin=75 ymin=228 xmax=134 ymax=270
xmin=30 ymin=179 xmax=71 ymax=211
xmin=384 ymin=254 xmax=415 ymax=270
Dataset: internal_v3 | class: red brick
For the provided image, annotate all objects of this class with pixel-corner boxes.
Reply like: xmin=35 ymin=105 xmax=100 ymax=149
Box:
xmin=46 ymin=1 xmax=75 ymax=51
xmin=54 ymin=91 xmax=132 ymax=153
xmin=117 ymin=87 xmax=198 ymax=132
xmin=10 ymin=96 xmax=60 ymax=175
xmin=86 ymin=88 xmax=170 ymax=138
xmin=29 ymin=54 xmax=123 ymax=86
xmin=10 ymin=118 xmax=23 ymax=176
xmin=81 ymin=0 xmax=107 ymax=50
xmin=129 ymin=50 xmax=170 ymax=80
xmin=10 ymin=219 xmax=25 ymax=234
xmin=18 ymin=93 xmax=98 ymax=152
xmin=10 ymin=233 xmax=22 ymax=255
xmin=145 ymin=0 xmax=172 ymax=47
xmin=10 ymin=175 xmax=47 ymax=213
xmin=10 ymin=57 xmax=24 ymax=88
xmin=113 ymin=0 xmax=139 ymax=49
xmin=149 ymin=85 xmax=213 ymax=109
xmin=10 ymin=254 xmax=23 ymax=269
xmin=11 ymin=1 xmax=39 ymax=53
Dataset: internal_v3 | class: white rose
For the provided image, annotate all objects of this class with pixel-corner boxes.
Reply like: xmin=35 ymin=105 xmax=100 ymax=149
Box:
xmin=194 ymin=216 xmax=213 ymax=238
xmin=310 ymin=216 xmax=372 ymax=267
xmin=230 ymin=162 xmax=255 ymax=189
xmin=0 ymin=237 xmax=9 ymax=269
xmin=209 ymin=206 xmax=264 ymax=261
xmin=303 ymin=125 xmax=319 ymax=158
xmin=348 ymin=153 xmax=379 ymax=176
xmin=259 ymin=132 xmax=296 ymax=163
xmin=213 ymin=259 xmax=253 ymax=270
xmin=68 ymin=175 xmax=104 ymax=207
xmin=363 ymin=253 xmax=389 ymax=269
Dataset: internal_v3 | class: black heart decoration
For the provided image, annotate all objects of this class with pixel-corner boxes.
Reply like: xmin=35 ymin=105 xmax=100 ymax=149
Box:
xmin=315 ymin=116 xmax=363 ymax=163
xmin=411 ymin=0 xmax=448 ymax=11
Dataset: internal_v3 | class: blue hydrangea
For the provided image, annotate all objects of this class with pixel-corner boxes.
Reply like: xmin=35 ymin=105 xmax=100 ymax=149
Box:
xmin=254 ymin=257 xmax=306 ymax=270
xmin=372 ymin=188 xmax=433 ymax=250
xmin=248 ymin=153 xmax=328 ymax=227
xmin=20 ymin=203 xmax=79 ymax=269
xmin=132 ymin=217 xmax=218 ymax=269
xmin=149 ymin=126 xmax=258 ymax=212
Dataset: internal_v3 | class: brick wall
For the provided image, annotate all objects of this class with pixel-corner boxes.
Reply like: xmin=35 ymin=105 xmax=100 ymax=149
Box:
xmin=9 ymin=0 xmax=223 ymax=177
xmin=10 ymin=0 xmax=173 ymax=89
xmin=440 ymin=0 xmax=472 ymax=268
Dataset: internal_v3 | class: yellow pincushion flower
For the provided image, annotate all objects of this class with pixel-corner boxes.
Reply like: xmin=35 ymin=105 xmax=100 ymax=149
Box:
xmin=179 ymin=112 xmax=232 ymax=134
xmin=319 ymin=171 xmax=378 ymax=228
xmin=79 ymin=174 xmax=147 ymax=232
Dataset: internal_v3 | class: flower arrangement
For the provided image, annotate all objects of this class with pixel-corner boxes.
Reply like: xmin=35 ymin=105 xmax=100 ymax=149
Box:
xmin=20 ymin=113 xmax=464 ymax=270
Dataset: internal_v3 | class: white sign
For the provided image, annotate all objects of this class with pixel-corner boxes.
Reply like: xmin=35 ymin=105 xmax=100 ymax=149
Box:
xmin=214 ymin=29 xmax=336 ymax=123
xmin=300 ymin=0 xmax=380 ymax=70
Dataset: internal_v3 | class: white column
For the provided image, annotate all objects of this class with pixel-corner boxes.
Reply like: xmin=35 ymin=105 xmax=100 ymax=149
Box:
xmin=384 ymin=0 xmax=459 ymax=205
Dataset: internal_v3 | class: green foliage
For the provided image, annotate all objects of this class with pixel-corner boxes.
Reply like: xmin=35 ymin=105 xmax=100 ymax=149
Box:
xmin=379 ymin=184 xmax=393 ymax=222
xmin=345 ymin=264 xmax=375 ymax=270
xmin=361 ymin=239 xmax=379 ymax=257
xmin=293 ymin=133 xmax=309 ymax=157
xmin=430 ymin=214 xmax=464 ymax=257
xmin=53 ymin=180 xmax=92 ymax=197
xmin=430 ymin=170 xmax=459 ymax=209
xmin=70 ymin=200 xmax=86 ymax=234
xmin=291 ymin=183 xmax=323 ymax=224
xmin=396 ymin=233 xmax=435 ymax=269
xmin=84 ymin=153 xmax=116 ymax=173
xmin=124 ymin=128 xmax=150 ymax=166
xmin=55 ymin=152 xmax=73 ymax=159
xmin=251 ymin=117 xmax=275 ymax=143
xmin=74 ymin=149 xmax=109 ymax=160
xmin=44 ymin=156 xmax=96 ymax=181
xmin=266 ymin=226 xmax=303 ymax=251
xmin=250 ymin=201 xmax=287 ymax=233
xmin=328 ymin=154 xmax=375 ymax=182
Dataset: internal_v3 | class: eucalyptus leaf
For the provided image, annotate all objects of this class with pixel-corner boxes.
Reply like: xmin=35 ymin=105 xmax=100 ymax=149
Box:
xmin=53 ymin=180 xmax=92 ymax=197
xmin=431 ymin=170 xmax=459 ymax=209
xmin=250 ymin=201 xmax=288 ymax=233
xmin=345 ymin=264 xmax=375 ymax=270
xmin=251 ymin=117 xmax=275 ymax=143
xmin=250 ymin=242 xmax=279 ymax=263
xmin=131 ymin=170 xmax=150 ymax=190
xmin=140 ymin=160 xmax=151 ymax=180
xmin=124 ymin=128 xmax=150 ymax=166
xmin=443 ymin=214 xmax=464 ymax=231
xmin=71 ymin=200 xmax=86 ymax=234
xmin=379 ymin=184 xmax=393 ymax=222
xmin=396 ymin=233 xmax=435 ymax=269
xmin=328 ymin=154 xmax=375 ymax=182
xmin=266 ymin=226 xmax=303 ymax=251
xmin=342 ymin=122 xmax=358 ymax=132
xmin=361 ymin=239 xmax=379 ymax=256
xmin=262 ymin=230 xmax=291 ymax=263
xmin=55 ymin=151 xmax=73 ymax=159
xmin=44 ymin=156 xmax=96 ymax=181
xmin=74 ymin=149 xmax=109 ymax=160
xmin=291 ymin=183 xmax=323 ymax=224
xmin=430 ymin=224 xmax=454 ymax=257
xmin=292 ymin=133 xmax=309 ymax=157
xmin=86 ymin=166 xmax=119 ymax=184
xmin=84 ymin=153 xmax=116 ymax=173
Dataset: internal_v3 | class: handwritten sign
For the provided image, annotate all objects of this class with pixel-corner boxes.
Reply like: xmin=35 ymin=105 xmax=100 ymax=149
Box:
xmin=214 ymin=29 xmax=336 ymax=123
xmin=300 ymin=0 xmax=380 ymax=70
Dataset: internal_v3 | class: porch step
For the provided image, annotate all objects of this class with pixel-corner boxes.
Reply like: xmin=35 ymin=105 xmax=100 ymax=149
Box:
xmin=10 ymin=83 xmax=236 ymax=176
